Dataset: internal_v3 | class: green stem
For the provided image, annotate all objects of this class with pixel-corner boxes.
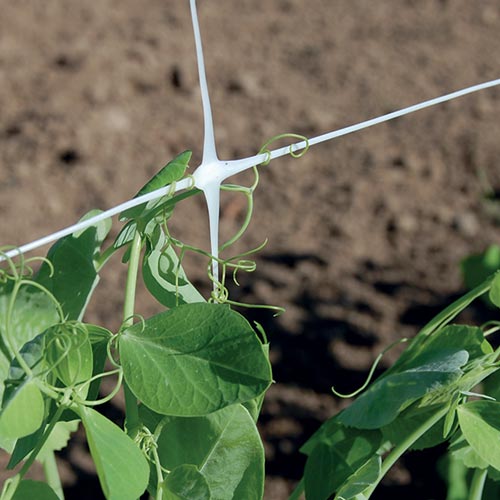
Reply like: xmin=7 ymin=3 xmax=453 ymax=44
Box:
xmin=151 ymin=446 xmax=164 ymax=500
xmin=42 ymin=452 xmax=64 ymax=499
xmin=469 ymin=468 xmax=487 ymax=500
xmin=122 ymin=231 xmax=143 ymax=436
xmin=95 ymin=244 xmax=118 ymax=271
xmin=363 ymin=406 xmax=448 ymax=499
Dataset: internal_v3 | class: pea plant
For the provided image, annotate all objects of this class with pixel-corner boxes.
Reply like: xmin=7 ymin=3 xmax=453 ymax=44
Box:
xmin=1 ymin=1 xmax=500 ymax=499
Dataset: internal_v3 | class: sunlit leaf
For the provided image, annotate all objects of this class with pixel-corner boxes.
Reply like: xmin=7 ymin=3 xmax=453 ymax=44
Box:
xmin=449 ymin=433 xmax=489 ymax=470
xmin=119 ymin=303 xmax=272 ymax=416
xmin=120 ymin=151 xmax=191 ymax=221
xmin=490 ymin=272 xmax=500 ymax=308
xmin=0 ymin=283 xmax=59 ymax=399
xmin=78 ymin=406 xmax=149 ymax=500
xmin=458 ymin=401 xmax=500 ymax=471
xmin=0 ymin=379 xmax=45 ymax=439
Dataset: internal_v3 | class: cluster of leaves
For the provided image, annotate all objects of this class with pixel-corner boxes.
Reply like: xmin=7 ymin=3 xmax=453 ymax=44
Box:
xmin=0 ymin=152 xmax=272 ymax=499
xmin=296 ymin=272 xmax=500 ymax=500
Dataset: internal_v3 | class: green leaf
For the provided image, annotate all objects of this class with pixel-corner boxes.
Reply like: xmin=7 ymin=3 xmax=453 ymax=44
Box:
xmin=78 ymin=405 xmax=149 ymax=500
xmin=461 ymin=245 xmax=500 ymax=295
xmin=335 ymin=455 xmax=381 ymax=500
xmin=458 ymin=401 xmax=500 ymax=471
xmin=483 ymin=369 xmax=500 ymax=401
xmin=7 ymin=424 xmax=45 ymax=469
xmin=163 ymin=464 xmax=211 ymax=500
xmin=11 ymin=480 xmax=59 ymax=500
xmin=8 ymin=332 xmax=47 ymax=382
xmin=490 ymin=271 xmax=500 ymax=308
xmin=143 ymin=243 xmax=205 ymax=308
xmin=36 ymin=212 xmax=111 ymax=320
xmin=156 ymin=404 xmax=264 ymax=500
xmin=449 ymin=434 xmax=489 ymax=470
xmin=337 ymin=350 xmax=468 ymax=429
xmin=488 ymin=466 xmax=500 ymax=482
xmin=119 ymin=303 xmax=272 ymax=416
xmin=303 ymin=422 xmax=382 ymax=500
xmin=0 ymin=379 xmax=45 ymax=439
xmin=86 ymin=324 xmax=112 ymax=401
xmin=120 ymin=151 xmax=191 ymax=221
xmin=425 ymin=325 xmax=492 ymax=359
xmin=391 ymin=277 xmax=494 ymax=370
xmin=391 ymin=325 xmax=491 ymax=376
xmin=0 ymin=283 xmax=59 ymax=399
xmin=382 ymin=403 xmax=448 ymax=451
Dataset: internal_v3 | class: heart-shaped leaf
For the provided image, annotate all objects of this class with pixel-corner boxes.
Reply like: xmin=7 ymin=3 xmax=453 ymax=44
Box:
xmin=119 ymin=303 xmax=271 ymax=416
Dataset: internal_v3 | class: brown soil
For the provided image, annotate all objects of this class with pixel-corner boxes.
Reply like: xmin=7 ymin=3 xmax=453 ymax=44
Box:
xmin=1 ymin=1 xmax=500 ymax=498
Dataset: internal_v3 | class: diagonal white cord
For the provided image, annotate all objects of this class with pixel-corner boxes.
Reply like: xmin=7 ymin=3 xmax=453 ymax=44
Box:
xmin=1 ymin=0 xmax=499 ymax=266
xmin=2 ymin=76 xmax=499 ymax=263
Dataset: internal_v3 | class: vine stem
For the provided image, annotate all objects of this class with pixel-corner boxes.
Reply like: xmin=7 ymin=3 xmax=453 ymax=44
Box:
xmin=122 ymin=230 xmax=143 ymax=436
xmin=363 ymin=406 xmax=449 ymax=499
xmin=468 ymin=468 xmax=487 ymax=500
xmin=151 ymin=446 xmax=164 ymax=500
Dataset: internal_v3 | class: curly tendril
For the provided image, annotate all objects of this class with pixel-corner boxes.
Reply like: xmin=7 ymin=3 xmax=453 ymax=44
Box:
xmin=77 ymin=369 xmax=124 ymax=407
xmin=0 ymin=248 xmax=55 ymax=283
xmin=331 ymin=338 xmax=408 ymax=398
xmin=258 ymin=133 xmax=310 ymax=165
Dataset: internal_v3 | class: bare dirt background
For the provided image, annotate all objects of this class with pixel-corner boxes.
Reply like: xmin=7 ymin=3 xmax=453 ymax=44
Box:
xmin=1 ymin=1 xmax=500 ymax=498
